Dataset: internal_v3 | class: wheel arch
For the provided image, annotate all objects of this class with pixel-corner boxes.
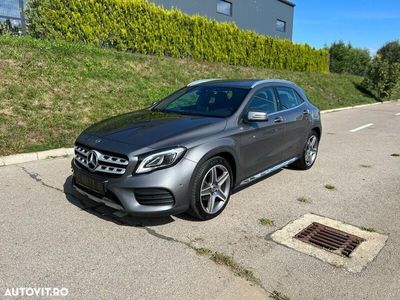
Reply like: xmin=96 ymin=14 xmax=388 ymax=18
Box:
xmin=188 ymin=145 xmax=239 ymax=188
xmin=312 ymin=126 xmax=321 ymax=140
xmin=214 ymin=151 xmax=237 ymax=186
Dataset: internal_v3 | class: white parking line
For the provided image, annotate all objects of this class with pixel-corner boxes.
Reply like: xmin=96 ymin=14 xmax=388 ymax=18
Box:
xmin=350 ymin=123 xmax=374 ymax=132
xmin=395 ymin=112 xmax=400 ymax=116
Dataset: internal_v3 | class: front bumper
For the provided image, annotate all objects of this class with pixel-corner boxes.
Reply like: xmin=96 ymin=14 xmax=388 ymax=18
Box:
xmin=71 ymin=157 xmax=197 ymax=217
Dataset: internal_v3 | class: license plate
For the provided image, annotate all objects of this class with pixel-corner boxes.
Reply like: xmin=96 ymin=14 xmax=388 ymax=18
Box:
xmin=75 ymin=172 xmax=105 ymax=194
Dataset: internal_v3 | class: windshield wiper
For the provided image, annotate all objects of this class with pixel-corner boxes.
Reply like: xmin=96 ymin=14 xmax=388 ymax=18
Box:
xmin=167 ymin=110 xmax=223 ymax=118
xmin=151 ymin=106 xmax=163 ymax=112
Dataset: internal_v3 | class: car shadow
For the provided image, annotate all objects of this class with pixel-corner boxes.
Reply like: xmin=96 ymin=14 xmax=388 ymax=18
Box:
xmin=63 ymin=176 xmax=175 ymax=227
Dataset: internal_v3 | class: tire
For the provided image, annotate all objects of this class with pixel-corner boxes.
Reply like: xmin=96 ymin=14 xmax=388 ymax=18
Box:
xmin=293 ymin=130 xmax=319 ymax=170
xmin=188 ymin=156 xmax=233 ymax=220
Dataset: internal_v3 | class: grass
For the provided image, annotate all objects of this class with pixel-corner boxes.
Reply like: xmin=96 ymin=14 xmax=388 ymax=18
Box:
xmin=269 ymin=290 xmax=291 ymax=300
xmin=361 ymin=227 xmax=376 ymax=232
xmin=297 ymin=196 xmax=311 ymax=203
xmin=192 ymin=246 xmax=260 ymax=284
xmin=324 ymin=184 xmax=336 ymax=190
xmin=210 ymin=252 xmax=260 ymax=284
xmin=192 ymin=245 xmax=292 ymax=298
xmin=1 ymin=35 xmax=399 ymax=156
xmin=259 ymin=218 xmax=275 ymax=226
xmin=193 ymin=247 xmax=212 ymax=256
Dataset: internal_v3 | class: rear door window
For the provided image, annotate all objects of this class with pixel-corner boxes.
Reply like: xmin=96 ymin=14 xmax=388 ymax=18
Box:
xmin=276 ymin=87 xmax=302 ymax=110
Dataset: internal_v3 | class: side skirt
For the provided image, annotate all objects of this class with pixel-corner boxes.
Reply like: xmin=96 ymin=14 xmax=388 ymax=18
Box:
xmin=239 ymin=157 xmax=298 ymax=186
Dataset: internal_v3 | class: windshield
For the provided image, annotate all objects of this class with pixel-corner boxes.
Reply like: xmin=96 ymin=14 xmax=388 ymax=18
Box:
xmin=154 ymin=86 xmax=250 ymax=117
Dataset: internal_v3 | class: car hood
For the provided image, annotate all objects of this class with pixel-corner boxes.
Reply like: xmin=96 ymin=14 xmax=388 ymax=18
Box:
xmin=81 ymin=110 xmax=227 ymax=149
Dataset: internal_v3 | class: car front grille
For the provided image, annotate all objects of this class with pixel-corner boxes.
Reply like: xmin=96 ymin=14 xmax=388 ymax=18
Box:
xmin=74 ymin=144 xmax=129 ymax=176
xmin=134 ymin=188 xmax=175 ymax=206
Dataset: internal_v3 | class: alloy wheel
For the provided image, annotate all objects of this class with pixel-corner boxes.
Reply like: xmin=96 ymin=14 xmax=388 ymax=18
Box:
xmin=305 ymin=135 xmax=318 ymax=166
xmin=199 ymin=164 xmax=231 ymax=214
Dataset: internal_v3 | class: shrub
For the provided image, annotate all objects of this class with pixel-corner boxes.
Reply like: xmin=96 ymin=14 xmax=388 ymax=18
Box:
xmin=26 ymin=0 xmax=329 ymax=73
xmin=328 ymin=41 xmax=371 ymax=76
xmin=362 ymin=55 xmax=400 ymax=100
xmin=0 ymin=19 xmax=21 ymax=35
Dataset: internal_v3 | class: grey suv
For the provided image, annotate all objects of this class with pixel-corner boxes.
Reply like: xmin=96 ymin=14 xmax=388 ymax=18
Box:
xmin=72 ymin=79 xmax=321 ymax=220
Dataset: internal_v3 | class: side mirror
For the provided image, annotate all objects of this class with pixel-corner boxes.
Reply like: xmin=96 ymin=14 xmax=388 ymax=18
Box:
xmin=247 ymin=111 xmax=268 ymax=121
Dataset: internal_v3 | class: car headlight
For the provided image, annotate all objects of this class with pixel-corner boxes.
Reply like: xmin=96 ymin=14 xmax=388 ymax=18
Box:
xmin=135 ymin=147 xmax=186 ymax=174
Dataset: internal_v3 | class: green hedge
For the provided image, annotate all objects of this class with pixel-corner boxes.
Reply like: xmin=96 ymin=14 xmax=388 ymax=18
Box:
xmin=27 ymin=0 xmax=329 ymax=73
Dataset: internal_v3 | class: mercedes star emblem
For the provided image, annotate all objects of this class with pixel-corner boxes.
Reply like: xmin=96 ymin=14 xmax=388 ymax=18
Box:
xmin=87 ymin=150 xmax=98 ymax=172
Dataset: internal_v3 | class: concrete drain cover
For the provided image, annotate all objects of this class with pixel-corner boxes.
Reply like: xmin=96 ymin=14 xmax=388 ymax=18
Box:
xmin=271 ymin=213 xmax=388 ymax=273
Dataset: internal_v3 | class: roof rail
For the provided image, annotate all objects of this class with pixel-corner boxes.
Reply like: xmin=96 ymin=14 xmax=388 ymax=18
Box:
xmin=187 ymin=78 xmax=220 ymax=87
xmin=250 ymin=79 xmax=293 ymax=88
xmin=251 ymin=80 xmax=271 ymax=88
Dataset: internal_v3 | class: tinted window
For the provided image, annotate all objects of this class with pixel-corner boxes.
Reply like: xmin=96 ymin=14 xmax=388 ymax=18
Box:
xmin=157 ymin=86 xmax=249 ymax=117
xmin=276 ymin=19 xmax=286 ymax=32
xmin=217 ymin=0 xmax=232 ymax=16
xmin=276 ymin=87 xmax=301 ymax=110
xmin=294 ymin=90 xmax=305 ymax=104
xmin=247 ymin=87 xmax=278 ymax=114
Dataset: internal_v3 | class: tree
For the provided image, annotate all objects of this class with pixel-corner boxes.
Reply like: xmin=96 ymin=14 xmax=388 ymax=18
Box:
xmin=328 ymin=41 xmax=371 ymax=76
xmin=377 ymin=41 xmax=400 ymax=64
xmin=362 ymin=54 xmax=400 ymax=100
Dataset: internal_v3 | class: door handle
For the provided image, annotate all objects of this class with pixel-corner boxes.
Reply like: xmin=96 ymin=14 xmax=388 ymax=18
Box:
xmin=303 ymin=110 xmax=310 ymax=116
xmin=273 ymin=116 xmax=284 ymax=123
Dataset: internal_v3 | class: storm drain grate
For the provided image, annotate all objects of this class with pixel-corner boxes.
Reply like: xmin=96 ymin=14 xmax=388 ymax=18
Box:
xmin=294 ymin=222 xmax=365 ymax=257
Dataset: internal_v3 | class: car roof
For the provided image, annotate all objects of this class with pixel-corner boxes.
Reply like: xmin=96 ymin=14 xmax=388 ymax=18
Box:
xmin=188 ymin=79 xmax=295 ymax=89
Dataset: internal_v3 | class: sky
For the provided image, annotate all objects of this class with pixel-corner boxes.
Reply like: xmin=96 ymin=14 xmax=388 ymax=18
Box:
xmin=293 ymin=0 xmax=400 ymax=54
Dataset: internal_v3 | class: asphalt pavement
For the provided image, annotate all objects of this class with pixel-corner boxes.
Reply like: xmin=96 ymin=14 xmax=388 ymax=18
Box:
xmin=1 ymin=101 xmax=399 ymax=299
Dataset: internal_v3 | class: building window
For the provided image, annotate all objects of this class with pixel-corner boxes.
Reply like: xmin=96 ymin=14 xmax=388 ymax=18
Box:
xmin=276 ymin=19 xmax=286 ymax=32
xmin=217 ymin=0 xmax=232 ymax=16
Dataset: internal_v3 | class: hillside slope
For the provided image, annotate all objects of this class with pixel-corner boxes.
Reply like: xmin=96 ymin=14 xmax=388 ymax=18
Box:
xmin=0 ymin=36 xmax=389 ymax=156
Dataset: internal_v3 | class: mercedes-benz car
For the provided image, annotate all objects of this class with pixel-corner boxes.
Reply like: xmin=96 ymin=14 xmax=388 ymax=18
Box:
xmin=71 ymin=79 xmax=321 ymax=220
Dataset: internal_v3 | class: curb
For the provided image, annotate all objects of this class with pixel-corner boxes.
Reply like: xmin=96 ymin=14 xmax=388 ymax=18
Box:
xmin=1 ymin=99 xmax=399 ymax=167
xmin=0 ymin=148 xmax=74 ymax=167
xmin=320 ymin=99 xmax=398 ymax=114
